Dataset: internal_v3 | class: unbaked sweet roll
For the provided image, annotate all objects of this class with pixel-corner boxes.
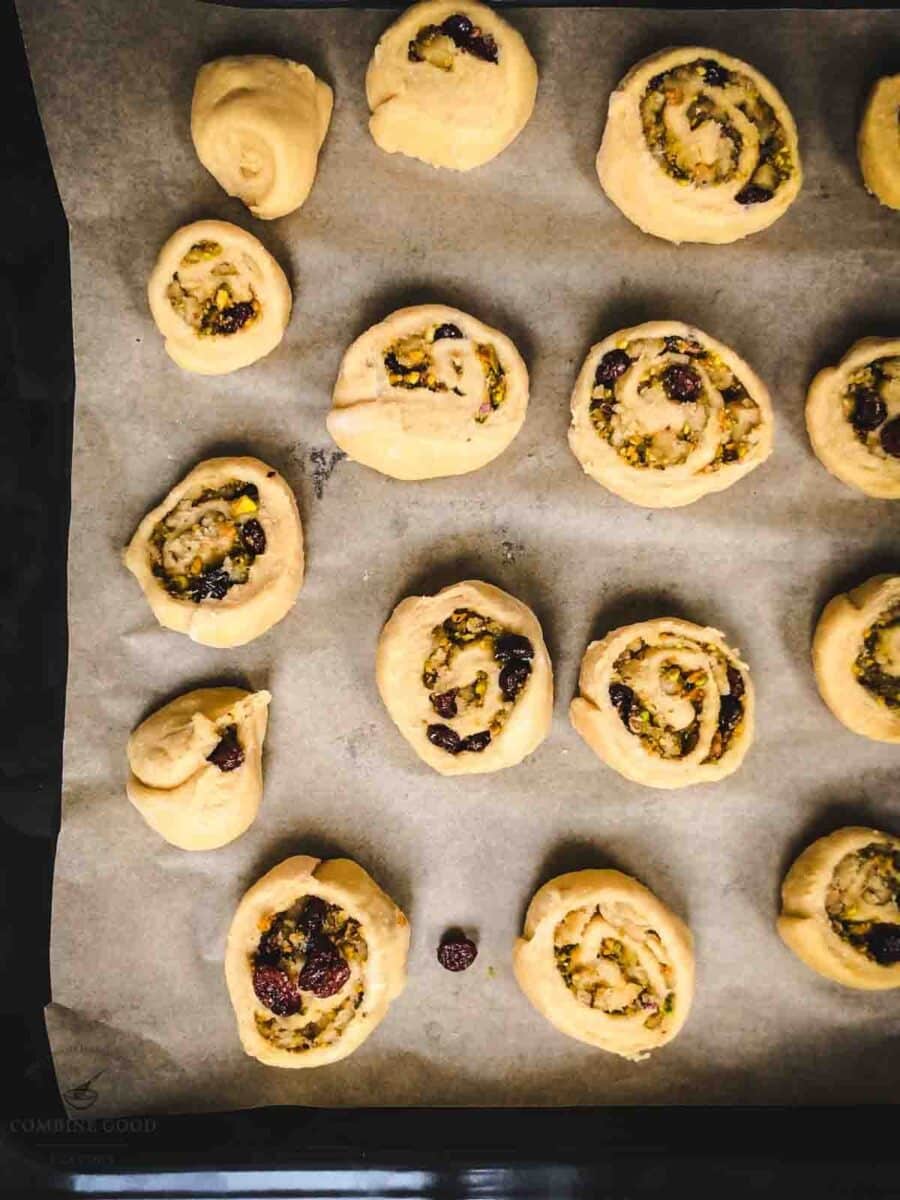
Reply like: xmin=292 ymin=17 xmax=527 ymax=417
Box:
xmin=225 ymin=855 xmax=410 ymax=1068
xmin=570 ymin=618 xmax=753 ymax=789
xmin=513 ymin=869 xmax=694 ymax=1061
xmin=327 ymin=304 xmax=528 ymax=480
xmin=366 ymin=0 xmax=538 ymax=171
xmin=597 ymin=46 xmax=802 ymax=244
xmin=126 ymin=687 xmax=270 ymax=851
xmin=858 ymin=75 xmax=900 ymax=211
xmin=568 ymin=320 xmax=774 ymax=507
xmin=147 ymin=220 xmax=291 ymax=374
xmin=805 ymin=338 xmax=900 ymax=498
xmin=376 ymin=580 xmax=553 ymax=775
xmin=778 ymin=827 xmax=900 ymax=989
xmin=124 ymin=456 xmax=303 ymax=648
xmin=192 ymin=56 xmax=333 ymax=220
xmin=812 ymin=575 xmax=900 ymax=743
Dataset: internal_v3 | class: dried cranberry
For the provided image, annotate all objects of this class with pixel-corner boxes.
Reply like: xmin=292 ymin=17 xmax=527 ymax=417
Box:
xmin=494 ymin=633 xmax=534 ymax=663
xmin=850 ymin=388 xmax=886 ymax=433
xmin=215 ymin=301 xmax=255 ymax=335
xmin=735 ymin=184 xmax=773 ymax=206
xmin=430 ymin=688 xmax=459 ymax=719
xmin=500 ymin=660 xmax=531 ymax=701
xmin=460 ymin=730 xmax=491 ymax=753
xmin=700 ymin=59 xmax=730 ymax=88
xmin=189 ymin=567 xmax=232 ymax=603
xmin=240 ymin=517 xmax=267 ymax=556
xmin=879 ymin=417 xmax=900 ymax=458
xmin=298 ymin=896 xmax=329 ymax=935
xmin=609 ymin=682 xmax=635 ymax=726
xmin=441 ymin=13 xmax=474 ymax=40
xmin=298 ymin=934 xmax=351 ymax=998
xmin=255 ymin=921 xmax=285 ymax=965
xmin=427 ymin=723 xmax=463 ymax=754
xmin=253 ymin=964 xmax=301 ymax=1016
xmin=433 ymin=323 xmax=463 ymax=340
xmin=865 ymin=922 xmax=900 ymax=965
xmin=437 ymin=931 xmax=478 ymax=971
xmin=465 ymin=32 xmax=498 ymax=63
xmin=595 ymin=349 xmax=631 ymax=387
xmin=726 ymin=665 xmax=745 ymax=700
xmin=206 ymin=724 xmax=244 ymax=772
xmin=662 ymin=363 xmax=702 ymax=403
xmin=717 ymin=695 xmax=743 ymax=739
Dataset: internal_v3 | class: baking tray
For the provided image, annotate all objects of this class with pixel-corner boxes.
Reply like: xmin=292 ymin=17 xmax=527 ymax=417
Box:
xmin=2 ymin=0 xmax=899 ymax=1194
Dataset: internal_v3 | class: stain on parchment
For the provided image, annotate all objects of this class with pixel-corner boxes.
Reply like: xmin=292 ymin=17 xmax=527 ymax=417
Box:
xmin=308 ymin=448 xmax=346 ymax=499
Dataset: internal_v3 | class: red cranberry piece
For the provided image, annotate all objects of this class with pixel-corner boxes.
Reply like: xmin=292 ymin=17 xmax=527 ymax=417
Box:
xmin=460 ymin=730 xmax=491 ymax=753
xmin=427 ymin=723 xmax=463 ymax=754
xmin=466 ymin=32 xmax=498 ymax=63
xmin=726 ymin=665 xmax=745 ymax=699
xmin=298 ymin=896 xmax=328 ymax=935
xmin=441 ymin=13 xmax=473 ymax=40
xmin=866 ymin=923 xmax=900 ymax=965
xmin=253 ymin=964 xmax=301 ymax=1016
xmin=500 ymin=660 xmax=531 ymax=701
xmin=206 ymin=724 xmax=244 ymax=772
xmin=609 ymin=682 xmax=635 ymax=726
xmin=494 ymin=633 xmax=534 ymax=663
xmin=430 ymin=688 xmax=459 ymax=719
xmin=189 ymin=566 xmax=233 ymax=603
xmin=433 ymin=323 xmax=463 ymax=340
xmin=850 ymin=388 xmax=886 ymax=433
xmin=595 ymin=349 xmax=631 ymax=387
xmin=735 ymin=184 xmax=773 ymax=206
xmin=437 ymin=931 xmax=478 ymax=971
xmin=662 ymin=363 xmax=702 ymax=403
xmin=700 ymin=59 xmax=730 ymax=87
xmin=879 ymin=417 xmax=900 ymax=458
xmin=717 ymin=695 xmax=743 ymax=739
xmin=240 ymin=517 xmax=266 ymax=556
xmin=298 ymin=934 xmax=351 ymax=998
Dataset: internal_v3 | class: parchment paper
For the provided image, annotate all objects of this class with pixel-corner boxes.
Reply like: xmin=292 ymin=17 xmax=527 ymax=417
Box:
xmin=17 ymin=0 xmax=900 ymax=1115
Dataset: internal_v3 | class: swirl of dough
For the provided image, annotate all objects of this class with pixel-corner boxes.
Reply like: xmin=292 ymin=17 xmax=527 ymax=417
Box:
xmin=376 ymin=580 xmax=553 ymax=775
xmin=225 ymin=855 xmax=410 ymax=1068
xmin=812 ymin=575 xmax=900 ymax=743
xmin=568 ymin=320 xmax=774 ymax=508
xmin=327 ymin=304 xmax=529 ymax=480
xmin=597 ymin=46 xmax=802 ymax=245
xmin=191 ymin=56 xmax=333 ymax=220
xmin=366 ymin=0 xmax=538 ymax=171
xmin=570 ymin=618 xmax=753 ymax=789
xmin=124 ymin=456 xmax=304 ymax=648
xmin=513 ymin=869 xmax=694 ymax=1061
xmin=858 ymin=75 xmax=900 ymax=211
xmin=778 ymin=827 xmax=900 ymax=990
xmin=147 ymin=220 xmax=291 ymax=374
xmin=805 ymin=338 xmax=900 ymax=499
xmin=126 ymin=687 xmax=270 ymax=851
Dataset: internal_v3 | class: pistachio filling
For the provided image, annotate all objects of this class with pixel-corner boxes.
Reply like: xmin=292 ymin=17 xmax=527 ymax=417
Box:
xmin=554 ymin=905 xmax=676 ymax=1029
xmin=422 ymin=608 xmax=534 ymax=754
xmin=589 ymin=334 xmax=761 ymax=472
xmin=640 ymin=57 xmax=794 ymax=204
xmin=826 ymin=844 xmax=900 ymax=965
xmin=608 ymin=635 xmax=745 ymax=763
xmin=854 ymin=605 xmax=900 ymax=708
xmin=166 ymin=240 xmax=260 ymax=337
xmin=407 ymin=14 xmax=499 ymax=69
xmin=383 ymin=324 xmax=507 ymax=424
xmin=842 ymin=356 xmax=900 ymax=459
xmin=150 ymin=479 xmax=266 ymax=604
xmin=252 ymin=895 xmax=368 ymax=1052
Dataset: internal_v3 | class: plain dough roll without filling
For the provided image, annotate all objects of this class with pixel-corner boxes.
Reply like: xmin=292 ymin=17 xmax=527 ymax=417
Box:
xmin=366 ymin=0 xmax=538 ymax=171
xmin=147 ymin=219 xmax=291 ymax=374
xmin=327 ymin=304 xmax=529 ymax=480
xmin=225 ymin=855 xmax=410 ymax=1068
xmin=805 ymin=338 xmax=900 ymax=499
xmin=812 ymin=574 xmax=900 ymax=743
xmin=192 ymin=56 xmax=333 ymax=220
xmin=570 ymin=617 xmax=753 ymax=789
xmin=568 ymin=320 xmax=774 ymax=508
xmin=376 ymin=579 xmax=553 ymax=775
xmin=597 ymin=46 xmax=802 ymax=244
xmin=513 ymin=869 xmax=695 ymax=1061
xmin=124 ymin=456 xmax=304 ymax=648
xmin=126 ymin=687 xmax=271 ymax=851
xmin=858 ymin=75 xmax=900 ymax=211
xmin=778 ymin=827 xmax=900 ymax=990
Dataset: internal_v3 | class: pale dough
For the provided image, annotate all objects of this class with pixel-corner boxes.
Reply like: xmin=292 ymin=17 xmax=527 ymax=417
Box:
xmin=127 ymin=687 xmax=270 ymax=851
xmin=805 ymin=337 xmax=900 ymax=499
xmin=147 ymin=219 xmax=291 ymax=374
xmin=123 ymin=456 xmax=304 ymax=648
xmin=192 ymin=56 xmax=333 ymax=220
xmin=366 ymin=0 xmax=538 ymax=171
xmin=570 ymin=617 xmax=753 ymax=789
xmin=597 ymin=46 xmax=802 ymax=245
xmin=568 ymin=320 xmax=774 ymax=508
xmin=225 ymin=855 xmax=410 ymax=1068
xmin=812 ymin=574 xmax=900 ymax=743
xmin=858 ymin=75 xmax=900 ymax=211
xmin=513 ymin=869 xmax=695 ymax=1061
xmin=778 ymin=827 xmax=900 ymax=990
xmin=327 ymin=304 xmax=529 ymax=480
xmin=376 ymin=579 xmax=553 ymax=775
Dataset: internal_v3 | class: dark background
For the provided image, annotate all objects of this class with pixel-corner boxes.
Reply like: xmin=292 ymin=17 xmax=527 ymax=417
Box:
xmin=1 ymin=0 xmax=896 ymax=1194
